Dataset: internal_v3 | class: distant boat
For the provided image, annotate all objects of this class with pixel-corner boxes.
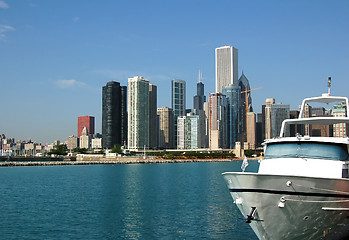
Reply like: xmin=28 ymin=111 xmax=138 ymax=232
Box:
xmin=223 ymin=91 xmax=349 ymax=239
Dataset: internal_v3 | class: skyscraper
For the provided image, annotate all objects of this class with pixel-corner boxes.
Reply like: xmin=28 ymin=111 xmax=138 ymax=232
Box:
xmin=203 ymin=102 xmax=210 ymax=148
xmin=265 ymin=98 xmax=290 ymax=139
xmin=77 ymin=116 xmax=95 ymax=138
xmin=128 ymin=76 xmax=150 ymax=151
xmin=215 ymin=46 xmax=238 ymax=93
xmin=66 ymin=136 xmax=78 ymax=150
xmin=264 ymin=98 xmax=275 ymax=140
xmin=120 ymin=86 xmax=128 ymax=146
xmin=209 ymin=92 xmax=228 ymax=150
xmin=177 ymin=116 xmax=186 ymax=149
xmin=271 ymin=103 xmax=290 ymax=138
xmin=149 ymin=83 xmax=158 ymax=149
xmin=79 ymin=126 xmax=90 ymax=149
xmin=222 ymin=84 xmax=241 ymax=148
xmin=171 ymin=79 xmax=186 ymax=147
xmin=256 ymin=113 xmax=264 ymax=147
xmin=246 ymin=112 xmax=256 ymax=149
xmin=239 ymin=72 xmax=253 ymax=142
xmin=157 ymin=107 xmax=174 ymax=149
xmin=193 ymin=71 xmax=206 ymax=111
xmin=177 ymin=113 xmax=203 ymax=150
xmin=102 ymin=81 xmax=127 ymax=149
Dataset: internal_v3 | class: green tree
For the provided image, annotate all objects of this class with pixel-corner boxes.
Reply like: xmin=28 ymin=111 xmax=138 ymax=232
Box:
xmin=49 ymin=144 xmax=68 ymax=155
xmin=111 ymin=144 xmax=122 ymax=154
xmin=244 ymin=149 xmax=255 ymax=157
xmin=72 ymin=147 xmax=88 ymax=154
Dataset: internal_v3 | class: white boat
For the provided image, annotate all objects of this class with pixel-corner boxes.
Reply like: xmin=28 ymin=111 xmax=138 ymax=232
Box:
xmin=222 ymin=91 xmax=349 ymax=239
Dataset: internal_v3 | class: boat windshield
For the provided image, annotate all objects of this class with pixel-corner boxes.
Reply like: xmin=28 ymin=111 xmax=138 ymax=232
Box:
xmin=264 ymin=142 xmax=349 ymax=161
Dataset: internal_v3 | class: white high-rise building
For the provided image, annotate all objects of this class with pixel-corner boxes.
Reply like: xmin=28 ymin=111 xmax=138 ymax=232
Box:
xmin=177 ymin=116 xmax=186 ymax=149
xmin=177 ymin=114 xmax=202 ymax=150
xmin=265 ymin=98 xmax=275 ymax=140
xmin=215 ymin=46 xmax=238 ymax=93
xmin=79 ymin=126 xmax=90 ymax=149
xmin=128 ymin=76 xmax=150 ymax=151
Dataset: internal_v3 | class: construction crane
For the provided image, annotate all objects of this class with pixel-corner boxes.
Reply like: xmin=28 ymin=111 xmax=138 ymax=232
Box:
xmin=241 ymin=87 xmax=261 ymax=144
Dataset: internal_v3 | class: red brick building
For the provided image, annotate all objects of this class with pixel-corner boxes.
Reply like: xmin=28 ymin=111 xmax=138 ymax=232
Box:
xmin=77 ymin=116 xmax=95 ymax=137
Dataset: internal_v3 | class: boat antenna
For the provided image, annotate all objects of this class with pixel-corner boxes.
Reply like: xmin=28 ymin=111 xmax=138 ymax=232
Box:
xmin=328 ymin=77 xmax=332 ymax=96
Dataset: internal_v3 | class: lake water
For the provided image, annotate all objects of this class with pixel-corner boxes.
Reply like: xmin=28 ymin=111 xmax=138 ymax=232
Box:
xmin=0 ymin=161 xmax=258 ymax=239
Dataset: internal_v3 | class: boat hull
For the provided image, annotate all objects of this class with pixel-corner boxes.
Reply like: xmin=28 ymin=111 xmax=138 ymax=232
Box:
xmin=222 ymin=172 xmax=349 ymax=240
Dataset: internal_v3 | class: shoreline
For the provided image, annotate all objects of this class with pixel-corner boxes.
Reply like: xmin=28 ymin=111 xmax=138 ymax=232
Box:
xmin=0 ymin=157 xmax=258 ymax=167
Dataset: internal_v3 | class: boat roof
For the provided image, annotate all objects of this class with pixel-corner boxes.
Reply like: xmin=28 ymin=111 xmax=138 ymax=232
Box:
xmin=264 ymin=136 xmax=349 ymax=145
xmin=301 ymin=95 xmax=348 ymax=104
xmin=280 ymin=94 xmax=349 ymax=137
xmin=299 ymin=94 xmax=349 ymax=119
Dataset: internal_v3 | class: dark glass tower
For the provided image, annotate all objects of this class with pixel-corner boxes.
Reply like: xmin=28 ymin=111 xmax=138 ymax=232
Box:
xmin=223 ymin=85 xmax=241 ymax=148
xmin=120 ymin=86 xmax=128 ymax=146
xmin=238 ymin=72 xmax=253 ymax=142
xmin=149 ymin=84 xmax=158 ymax=149
xmin=171 ymin=79 xmax=186 ymax=148
xmin=193 ymin=84 xmax=205 ymax=111
xmin=102 ymin=81 xmax=127 ymax=149
xmin=193 ymin=71 xmax=206 ymax=111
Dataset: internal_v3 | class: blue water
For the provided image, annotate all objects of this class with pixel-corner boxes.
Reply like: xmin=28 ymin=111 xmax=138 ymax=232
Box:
xmin=0 ymin=161 xmax=258 ymax=239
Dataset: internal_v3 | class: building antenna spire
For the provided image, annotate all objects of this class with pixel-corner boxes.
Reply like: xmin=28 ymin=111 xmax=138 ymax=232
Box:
xmin=198 ymin=70 xmax=202 ymax=83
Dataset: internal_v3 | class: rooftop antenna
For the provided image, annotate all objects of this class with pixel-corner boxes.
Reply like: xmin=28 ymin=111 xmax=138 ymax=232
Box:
xmin=328 ymin=77 xmax=332 ymax=96
xmin=198 ymin=70 xmax=202 ymax=83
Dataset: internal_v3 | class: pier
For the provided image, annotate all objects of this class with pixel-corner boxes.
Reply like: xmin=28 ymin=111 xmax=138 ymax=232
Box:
xmin=0 ymin=156 xmax=241 ymax=167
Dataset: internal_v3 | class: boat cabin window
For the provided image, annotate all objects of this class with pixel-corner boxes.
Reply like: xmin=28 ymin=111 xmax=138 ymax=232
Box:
xmin=264 ymin=142 xmax=349 ymax=161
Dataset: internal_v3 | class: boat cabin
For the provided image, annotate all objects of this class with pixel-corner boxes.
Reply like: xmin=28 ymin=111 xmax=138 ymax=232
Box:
xmin=260 ymin=94 xmax=349 ymax=179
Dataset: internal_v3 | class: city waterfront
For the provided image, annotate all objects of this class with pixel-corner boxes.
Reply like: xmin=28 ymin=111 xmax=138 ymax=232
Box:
xmin=0 ymin=161 xmax=258 ymax=239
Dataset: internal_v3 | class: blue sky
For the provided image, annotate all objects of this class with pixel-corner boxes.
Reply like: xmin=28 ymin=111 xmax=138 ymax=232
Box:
xmin=1 ymin=0 xmax=348 ymax=144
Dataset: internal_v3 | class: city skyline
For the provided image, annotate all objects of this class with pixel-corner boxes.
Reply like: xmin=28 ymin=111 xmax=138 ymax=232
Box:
xmin=1 ymin=0 xmax=348 ymax=144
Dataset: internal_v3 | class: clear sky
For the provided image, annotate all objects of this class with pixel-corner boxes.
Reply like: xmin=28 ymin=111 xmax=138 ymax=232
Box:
xmin=1 ymin=0 xmax=348 ymax=144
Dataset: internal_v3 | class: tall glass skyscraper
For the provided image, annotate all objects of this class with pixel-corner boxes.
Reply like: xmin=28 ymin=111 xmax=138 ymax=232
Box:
xmin=265 ymin=98 xmax=290 ymax=139
xmin=120 ymin=86 xmax=128 ymax=145
xmin=239 ymin=72 xmax=253 ymax=142
xmin=193 ymin=71 xmax=206 ymax=111
xmin=171 ymin=79 xmax=186 ymax=147
xmin=102 ymin=81 xmax=127 ymax=149
xmin=271 ymin=103 xmax=290 ymax=138
xmin=222 ymin=85 xmax=241 ymax=148
xmin=215 ymin=46 xmax=238 ymax=93
xmin=149 ymin=83 xmax=158 ymax=149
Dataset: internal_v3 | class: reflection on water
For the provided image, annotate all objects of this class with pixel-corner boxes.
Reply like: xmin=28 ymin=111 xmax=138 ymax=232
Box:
xmin=0 ymin=161 xmax=258 ymax=239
